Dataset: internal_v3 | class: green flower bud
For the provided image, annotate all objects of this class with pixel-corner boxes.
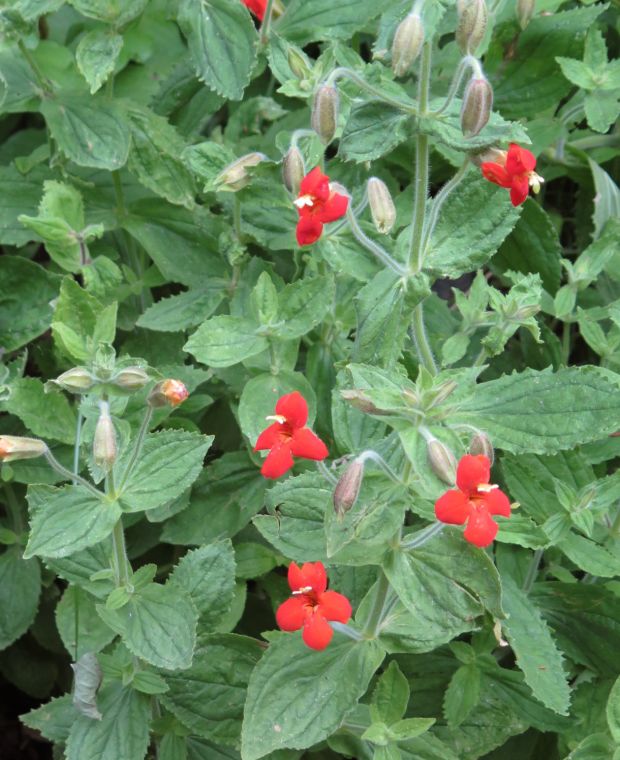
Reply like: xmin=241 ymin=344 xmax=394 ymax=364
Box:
xmin=282 ymin=146 xmax=305 ymax=195
xmin=427 ymin=439 xmax=457 ymax=484
xmin=93 ymin=402 xmax=116 ymax=471
xmin=215 ymin=153 xmax=266 ymax=192
xmin=311 ymin=84 xmax=339 ymax=145
xmin=367 ymin=177 xmax=397 ymax=234
xmin=391 ymin=13 xmax=425 ymax=77
xmin=0 ymin=436 xmax=48 ymax=463
xmin=333 ymin=458 xmax=365 ymax=519
xmin=456 ymin=0 xmax=488 ymax=54
xmin=469 ymin=432 xmax=494 ymax=464
xmin=517 ymin=0 xmax=535 ymax=29
xmin=340 ymin=390 xmax=383 ymax=415
xmin=111 ymin=367 xmax=150 ymax=392
xmin=52 ymin=367 xmax=97 ymax=394
xmin=461 ymin=76 xmax=493 ymax=137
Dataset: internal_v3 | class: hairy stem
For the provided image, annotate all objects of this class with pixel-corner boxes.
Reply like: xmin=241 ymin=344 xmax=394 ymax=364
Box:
xmin=118 ymin=406 xmax=153 ymax=493
xmin=362 ymin=568 xmax=391 ymax=637
xmin=45 ymin=450 xmax=103 ymax=498
xmin=326 ymin=67 xmax=418 ymax=114
xmin=346 ymin=206 xmax=406 ymax=276
xmin=259 ymin=0 xmax=277 ymax=44
xmin=411 ymin=305 xmax=437 ymax=374
xmin=401 ymin=521 xmax=444 ymax=550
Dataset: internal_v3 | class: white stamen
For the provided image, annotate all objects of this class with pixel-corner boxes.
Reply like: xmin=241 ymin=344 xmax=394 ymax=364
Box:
xmin=477 ymin=483 xmax=499 ymax=493
xmin=292 ymin=586 xmax=313 ymax=595
xmin=266 ymin=414 xmax=287 ymax=424
xmin=294 ymin=194 xmax=314 ymax=209
xmin=529 ymin=172 xmax=544 ymax=194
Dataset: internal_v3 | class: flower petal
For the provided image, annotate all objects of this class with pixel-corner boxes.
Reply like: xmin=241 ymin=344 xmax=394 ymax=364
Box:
xmin=254 ymin=422 xmax=282 ymax=451
xmin=275 ymin=391 xmax=308 ymax=429
xmin=509 ymin=176 xmax=530 ymax=207
xmin=318 ymin=191 xmax=349 ymax=223
xmin=506 ymin=143 xmax=536 ymax=175
xmin=302 ymin=612 xmax=334 ymax=650
xmin=289 ymin=427 xmax=328 ymax=461
xmin=318 ymin=590 xmax=352 ymax=623
xmin=435 ymin=489 xmax=470 ymax=525
xmin=260 ymin=443 xmax=294 ymax=479
xmin=463 ymin=506 xmax=498 ymax=548
xmin=484 ymin=488 xmax=511 ymax=518
xmin=296 ymin=216 xmax=324 ymax=246
xmin=456 ymin=454 xmax=491 ymax=494
xmin=299 ymin=167 xmax=330 ymax=201
xmin=288 ymin=561 xmax=328 ymax=594
xmin=481 ymin=162 xmax=511 ymax=188
xmin=241 ymin=0 xmax=266 ymax=20
xmin=275 ymin=596 xmax=307 ymax=632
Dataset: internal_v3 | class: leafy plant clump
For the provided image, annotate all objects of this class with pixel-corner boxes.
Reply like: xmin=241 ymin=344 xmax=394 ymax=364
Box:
xmin=1 ymin=1 xmax=620 ymax=759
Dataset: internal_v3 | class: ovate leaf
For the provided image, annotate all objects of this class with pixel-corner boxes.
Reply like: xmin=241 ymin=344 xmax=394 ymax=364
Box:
xmin=76 ymin=28 xmax=123 ymax=94
xmin=184 ymin=316 xmax=267 ymax=368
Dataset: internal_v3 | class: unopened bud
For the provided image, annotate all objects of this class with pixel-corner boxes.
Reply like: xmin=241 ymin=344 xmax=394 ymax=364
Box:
xmin=111 ymin=367 xmax=150 ymax=393
xmin=517 ymin=0 xmax=535 ymax=29
xmin=333 ymin=458 xmax=365 ymax=518
xmin=461 ymin=76 xmax=493 ymax=137
xmin=93 ymin=402 xmax=116 ymax=470
xmin=431 ymin=380 xmax=458 ymax=407
xmin=456 ymin=0 xmax=488 ymax=54
xmin=52 ymin=367 xmax=97 ymax=394
xmin=311 ymin=84 xmax=339 ymax=145
xmin=469 ymin=432 xmax=494 ymax=464
xmin=282 ymin=146 xmax=305 ymax=195
xmin=148 ymin=379 xmax=189 ymax=408
xmin=514 ymin=304 xmax=540 ymax=320
xmin=287 ymin=47 xmax=313 ymax=81
xmin=0 ymin=436 xmax=47 ymax=463
xmin=427 ymin=439 xmax=457 ymax=484
xmin=340 ymin=389 xmax=382 ymax=415
xmin=215 ymin=153 xmax=266 ymax=192
xmin=469 ymin=146 xmax=506 ymax=169
xmin=392 ymin=13 xmax=425 ymax=77
xmin=367 ymin=178 xmax=396 ymax=234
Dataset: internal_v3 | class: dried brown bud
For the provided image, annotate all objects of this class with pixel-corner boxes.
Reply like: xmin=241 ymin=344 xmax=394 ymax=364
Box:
xmin=148 ymin=379 xmax=189 ymax=408
xmin=367 ymin=177 xmax=397 ymax=234
xmin=215 ymin=152 xmax=266 ymax=192
xmin=392 ymin=13 xmax=425 ymax=77
xmin=0 ymin=436 xmax=48 ymax=463
xmin=52 ymin=367 xmax=97 ymax=394
xmin=456 ymin=0 xmax=488 ymax=54
xmin=333 ymin=459 xmax=365 ymax=518
xmin=311 ymin=84 xmax=339 ymax=145
xmin=340 ymin=390 xmax=382 ymax=415
xmin=469 ymin=432 xmax=494 ymax=464
xmin=461 ymin=76 xmax=493 ymax=137
xmin=427 ymin=439 xmax=457 ymax=484
xmin=93 ymin=403 xmax=116 ymax=470
xmin=282 ymin=146 xmax=305 ymax=195
xmin=517 ymin=0 xmax=535 ymax=29
xmin=112 ymin=367 xmax=150 ymax=393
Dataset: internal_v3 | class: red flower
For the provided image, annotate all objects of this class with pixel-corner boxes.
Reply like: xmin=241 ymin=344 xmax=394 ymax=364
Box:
xmin=293 ymin=167 xmax=349 ymax=246
xmin=242 ymin=0 xmax=267 ymax=20
xmin=254 ymin=391 xmax=328 ymax=479
xmin=434 ymin=454 xmax=511 ymax=548
xmin=276 ymin=562 xmax=352 ymax=650
xmin=481 ymin=143 xmax=544 ymax=206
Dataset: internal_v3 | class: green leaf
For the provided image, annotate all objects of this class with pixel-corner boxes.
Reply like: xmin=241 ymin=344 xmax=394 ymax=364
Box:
xmin=276 ymin=276 xmax=335 ymax=339
xmin=21 ymin=694 xmax=77 ymax=744
xmin=276 ymin=0 xmax=385 ymax=44
xmin=69 ymin=0 xmax=148 ymax=24
xmin=556 ymin=56 xmax=597 ymax=89
xmin=241 ymin=636 xmax=385 ymax=760
xmin=370 ymin=660 xmax=410 ymax=725
xmin=443 ymin=664 xmax=481 ymax=728
xmin=25 ymin=485 xmax=119 ymax=559
xmin=162 ymin=634 xmax=263 ymax=746
xmin=4 ymin=376 xmax=76 ymax=443
xmin=66 ymin=682 xmax=150 ymax=760
xmin=454 ymin=366 xmax=620 ymax=454
xmin=76 ymin=28 xmax=123 ymax=94
xmin=501 ymin=576 xmax=571 ymax=715
xmin=0 ymin=548 xmax=40 ymax=649
xmin=234 ymin=542 xmax=278 ymax=579
xmin=0 ymin=256 xmax=60 ymax=352
xmin=184 ymin=316 xmax=267 ymax=368
xmin=589 ymin=159 xmax=620 ymax=239
xmin=584 ymin=91 xmax=620 ymax=134
xmin=137 ymin=288 xmax=226 ymax=333
xmin=97 ymin=581 xmax=197 ymax=670
xmin=55 ymin=585 xmax=116 ymax=658
xmin=46 ymin=541 xmax=115 ymax=599
xmin=339 ymin=103 xmax=409 ymax=163
xmin=390 ymin=717 xmax=435 ymax=740
xmin=118 ymin=430 xmax=213 ymax=512
xmin=607 ymin=675 xmax=620 ymax=743
xmin=557 ymin=533 xmax=620 ymax=578
xmin=169 ymin=541 xmax=236 ymax=630
xmin=566 ymin=732 xmax=616 ymax=760
xmin=177 ymin=0 xmax=258 ymax=101
xmin=41 ymin=95 xmax=130 ymax=171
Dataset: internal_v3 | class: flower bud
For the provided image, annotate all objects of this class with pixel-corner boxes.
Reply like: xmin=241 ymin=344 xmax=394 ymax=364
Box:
xmin=469 ymin=432 xmax=494 ymax=464
xmin=311 ymin=84 xmax=339 ymax=145
xmin=0 ymin=436 xmax=48 ymax=463
xmin=340 ymin=390 xmax=383 ymax=415
xmin=456 ymin=0 xmax=488 ymax=54
xmin=287 ymin=47 xmax=313 ymax=81
xmin=215 ymin=153 xmax=266 ymax=192
xmin=148 ymin=379 xmax=189 ymax=408
xmin=469 ymin=146 xmax=506 ymax=169
xmin=461 ymin=76 xmax=493 ymax=137
xmin=367 ymin=178 xmax=396 ymax=235
xmin=93 ymin=402 xmax=116 ymax=471
xmin=333 ymin=458 xmax=365 ymax=519
xmin=517 ymin=0 xmax=535 ymax=29
xmin=391 ymin=13 xmax=425 ymax=77
xmin=52 ymin=367 xmax=97 ymax=394
xmin=427 ymin=439 xmax=457 ymax=484
xmin=111 ymin=367 xmax=150 ymax=393
xmin=430 ymin=380 xmax=458 ymax=407
xmin=282 ymin=146 xmax=305 ymax=195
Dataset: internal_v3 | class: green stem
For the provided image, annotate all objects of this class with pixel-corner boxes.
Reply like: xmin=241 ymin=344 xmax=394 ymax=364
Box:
xmin=346 ymin=206 xmax=406 ymax=276
xmin=522 ymin=548 xmax=543 ymax=594
xmin=561 ymin=321 xmax=571 ymax=366
xmin=473 ymin=346 xmax=489 ymax=366
xmin=45 ymin=450 xmax=103 ymax=498
xmin=259 ymin=0 xmax=277 ymax=44
xmin=118 ymin=406 xmax=153 ymax=493
xmin=363 ymin=569 xmax=391 ymax=637
xmin=18 ymin=39 xmax=52 ymax=94
xmin=411 ymin=304 xmax=437 ymax=374
xmin=316 ymin=460 xmax=338 ymax=485
xmin=357 ymin=450 xmax=402 ymax=484
xmin=326 ymin=68 xmax=418 ymax=114
xmin=401 ymin=521 xmax=444 ymax=550
xmin=420 ymin=160 xmax=470 ymax=255
xmin=73 ymin=411 xmax=83 ymax=485
xmin=109 ymin=468 xmax=132 ymax=587
xmin=431 ymin=55 xmax=480 ymax=116
xmin=233 ymin=195 xmax=243 ymax=242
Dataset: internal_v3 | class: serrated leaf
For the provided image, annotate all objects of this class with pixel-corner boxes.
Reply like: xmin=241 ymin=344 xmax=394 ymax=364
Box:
xmin=137 ymin=288 xmax=225 ymax=333
xmin=339 ymin=103 xmax=409 ymax=163
xmin=276 ymin=0 xmax=385 ymax=44
xmin=584 ymin=91 xmax=620 ymax=134
xmin=69 ymin=0 xmax=148 ymax=24
xmin=4 ymin=376 xmax=76 ymax=443
xmin=443 ymin=664 xmax=481 ymax=728
xmin=55 ymin=585 xmax=116 ymax=659
xmin=589 ymin=159 xmax=620 ymax=240
xmin=371 ymin=661 xmax=410 ymax=725
xmin=76 ymin=28 xmax=123 ymax=94
xmin=184 ymin=315 xmax=267 ymax=368
xmin=276 ymin=276 xmax=335 ymax=339
xmin=21 ymin=694 xmax=77 ymax=743
xmin=557 ymin=532 xmax=620 ymax=577
xmin=0 ymin=548 xmax=40 ymax=649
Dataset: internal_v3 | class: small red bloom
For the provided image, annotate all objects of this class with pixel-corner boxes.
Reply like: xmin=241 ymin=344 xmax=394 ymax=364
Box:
xmin=481 ymin=143 xmax=544 ymax=207
xmin=293 ymin=167 xmax=349 ymax=246
xmin=242 ymin=0 xmax=267 ymax=21
xmin=276 ymin=562 xmax=352 ymax=650
xmin=254 ymin=391 xmax=328 ymax=479
xmin=434 ymin=454 xmax=511 ymax=548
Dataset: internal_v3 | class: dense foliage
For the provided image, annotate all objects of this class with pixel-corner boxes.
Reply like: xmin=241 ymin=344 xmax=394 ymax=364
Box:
xmin=0 ymin=1 xmax=620 ymax=759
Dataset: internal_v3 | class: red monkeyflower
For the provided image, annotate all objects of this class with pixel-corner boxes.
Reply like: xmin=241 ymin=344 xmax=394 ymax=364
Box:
xmin=293 ymin=167 xmax=349 ymax=246
xmin=276 ymin=562 xmax=352 ymax=650
xmin=241 ymin=0 xmax=267 ymax=20
xmin=481 ymin=143 xmax=544 ymax=207
xmin=254 ymin=391 xmax=328 ymax=479
xmin=434 ymin=454 xmax=511 ymax=548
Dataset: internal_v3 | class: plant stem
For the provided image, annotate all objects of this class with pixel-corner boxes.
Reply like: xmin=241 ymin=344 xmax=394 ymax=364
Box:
xmin=112 ymin=170 xmax=127 ymax=218
xmin=330 ymin=621 xmax=364 ymax=641
xmin=420 ymin=160 xmax=470 ymax=255
xmin=326 ymin=67 xmax=418 ymax=114
xmin=118 ymin=406 xmax=153 ymax=493
xmin=401 ymin=521 xmax=444 ymax=550
xmin=44 ymin=450 xmax=103 ymax=498
xmin=357 ymin=450 xmax=402 ymax=484
xmin=108 ymin=468 xmax=132 ymax=587
xmin=259 ymin=0 xmax=277 ymax=44
xmin=522 ymin=548 xmax=543 ymax=594
xmin=431 ymin=55 xmax=480 ymax=116
xmin=561 ymin=321 xmax=571 ymax=366
xmin=316 ymin=460 xmax=338 ymax=485
xmin=362 ymin=568 xmax=391 ymax=637
xmin=411 ymin=305 xmax=437 ymax=374
xmin=233 ymin=195 xmax=243 ymax=241
xmin=73 ymin=411 xmax=83 ymax=485
xmin=346 ymin=206 xmax=406 ymax=276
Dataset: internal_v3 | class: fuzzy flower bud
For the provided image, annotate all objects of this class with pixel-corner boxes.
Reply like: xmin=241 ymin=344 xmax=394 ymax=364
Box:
xmin=148 ymin=379 xmax=189 ymax=408
xmin=367 ymin=177 xmax=397 ymax=234
xmin=0 ymin=436 xmax=48 ymax=463
xmin=215 ymin=153 xmax=266 ymax=192
xmin=456 ymin=0 xmax=488 ymax=54
xmin=52 ymin=367 xmax=97 ymax=394
xmin=391 ymin=13 xmax=425 ymax=77
xmin=340 ymin=390 xmax=382 ymax=415
xmin=311 ymin=84 xmax=339 ymax=145
xmin=93 ymin=402 xmax=116 ymax=470
xmin=333 ymin=458 xmax=365 ymax=519
xmin=469 ymin=432 xmax=494 ymax=464
xmin=427 ymin=439 xmax=458 ymax=484
xmin=517 ymin=0 xmax=535 ymax=29
xmin=461 ymin=76 xmax=493 ymax=137
xmin=111 ymin=367 xmax=150 ymax=393
xmin=282 ymin=146 xmax=305 ymax=195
